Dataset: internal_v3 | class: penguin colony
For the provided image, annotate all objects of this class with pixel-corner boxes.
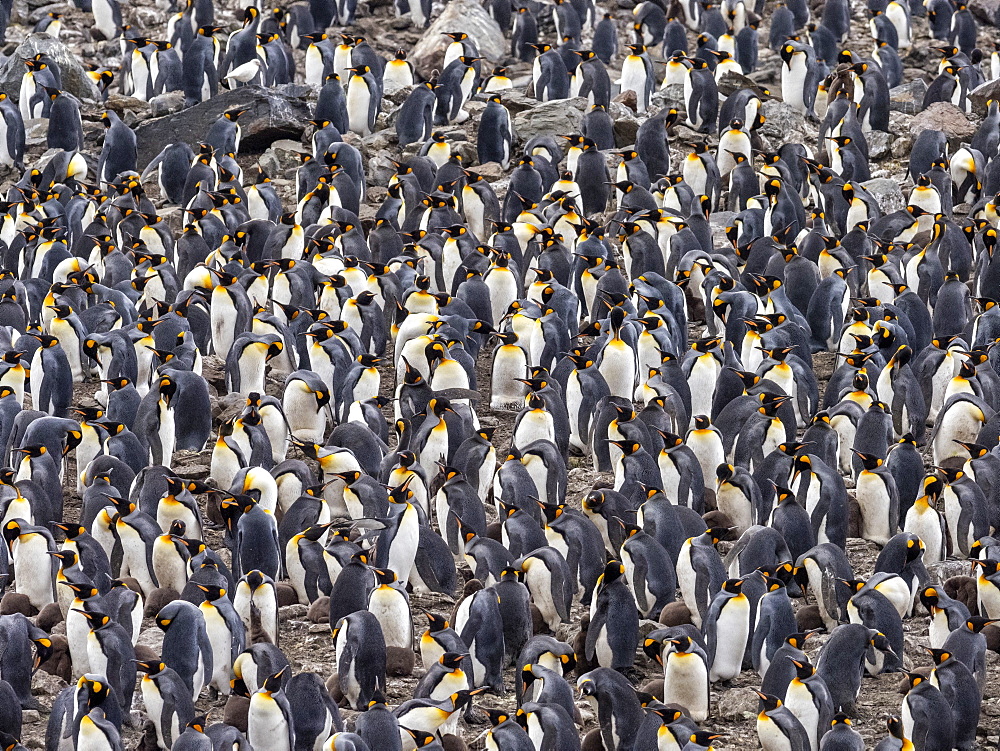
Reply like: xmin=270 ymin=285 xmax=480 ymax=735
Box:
xmin=0 ymin=0 xmax=999 ymax=748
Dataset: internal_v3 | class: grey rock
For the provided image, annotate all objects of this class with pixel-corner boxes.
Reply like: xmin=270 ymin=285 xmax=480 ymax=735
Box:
xmin=609 ymin=101 xmax=639 ymax=147
xmin=868 ymin=130 xmax=892 ymax=160
xmin=970 ymin=0 xmax=1000 ymax=26
xmin=134 ymin=84 xmax=313 ymax=168
xmin=652 ymin=83 xmax=685 ymax=111
xmin=890 ymin=80 xmax=928 ymax=115
xmin=0 ymin=33 xmax=101 ymax=103
xmin=716 ymin=686 xmax=759 ymax=719
xmin=30 ymin=669 xmax=67 ymax=696
xmin=105 ymin=94 xmax=149 ymax=126
xmin=149 ymin=91 xmax=186 ymax=118
xmin=717 ymin=71 xmax=776 ymax=99
xmin=759 ymin=99 xmax=811 ymax=145
xmin=512 ymin=96 xmax=587 ymax=141
xmin=862 ymin=178 xmax=905 ymax=214
xmin=280 ymin=604 xmax=309 ymax=621
xmin=891 ymin=134 xmax=912 ymax=159
xmin=969 ymin=77 xmax=1000 ymax=116
xmin=258 ymin=138 xmax=308 ymax=178
xmin=409 ymin=0 xmax=505 ymax=77
xmin=367 ymin=154 xmax=397 ymax=189
xmin=910 ymin=101 xmax=976 ymax=144
xmin=927 ymin=559 xmax=972 ymax=583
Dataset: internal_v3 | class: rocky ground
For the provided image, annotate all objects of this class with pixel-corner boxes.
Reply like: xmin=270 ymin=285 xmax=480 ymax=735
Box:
xmin=3 ymin=0 xmax=1000 ymax=747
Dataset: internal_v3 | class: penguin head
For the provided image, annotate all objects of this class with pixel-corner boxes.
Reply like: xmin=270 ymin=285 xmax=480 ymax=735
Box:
xmin=712 ymin=464 xmax=735 ymax=487
xmin=227 ymin=677 xmax=251 ymax=698
xmin=640 ymin=636 xmax=665 ymax=664
xmin=80 ymin=675 xmax=109 ymax=703
xmin=196 ymin=583 xmax=226 ymax=601
xmin=61 ymin=581 xmax=99 ymax=599
xmin=925 ymin=647 xmax=952 ymax=667
xmin=74 ymin=609 xmax=110 ymax=629
xmin=974 ymin=559 xmax=1000 ymax=577
xmin=688 ymin=732 xmax=720 ymax=750
xmin=373 ymin=568 xmax=398 ymax=587
xmin=965 ymin=616 xmax=998 ymax=633
xmin=136 ymin=660 xmax=165 ymax=676
xmin=261 ymin=668 xmax=287 ymax=694
xmin=851 ymin=450 xmax=882 ymax=471
xmin=754 ymin=691 xmax=782 ymax=714
xmin=701 ymin=527 xmax=726 ymax=545
xmin=609 ymin=440 xmax=640 ymax=456
xmin=582 ymin=490 xmax=605 ymax=514
xmin=485 ymin=708 xmax=511 ymax=727
xmin=186 ymin=717 xmax=207 ymax=734
xmin=402 ymin=729 xmax=438 ymax=750
xmin=721 ymin=578 xmax=744 ymax=595
xmin=788 ymin=656 xmax=815 ymax=680
xmin=602 ymin=560 xmax=626 ymax=583
xmin=426 ymin=612 xmax=450 ymax=632
xmin=902 ymin=672 xmax=925 ymax=691
xmin=52 ymin=522 xmax=85 ymax=540
xmin=763 ymin=574 xmax=787 ymax=592
xmin=904 ymin=536 xmax=925 ymax=563
xmin=48 ymin=549 xmax=78 ymax=568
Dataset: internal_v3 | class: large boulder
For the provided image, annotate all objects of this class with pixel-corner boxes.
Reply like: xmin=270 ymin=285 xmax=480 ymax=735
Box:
xmin=409 ymin=0 xmax=505 ymax=77
xmin=969 ymin=77 xmax=1000 ymax=116
xmin=910 ymin=101 xmax=976 ymax=144
xmin=0 ymin=33 xmax=101 ymax=103
xmin=889 ymin=79 xmax=927 ymax=115
xmin=758 ymin=98 xmax=812 ymax=149
xmin=133 ymin=84 xmax=313 ymax=167
xmin=970 ymin=0 xmax=1000 ymax=26
xmin=511 ymin=95 xmax=587 ymax=141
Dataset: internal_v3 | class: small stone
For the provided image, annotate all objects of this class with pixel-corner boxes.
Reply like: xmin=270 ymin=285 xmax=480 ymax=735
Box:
xmin=613 ymin=89 xmax=639 ymax=114
xmin=31 ymin=668 xmax=67 ymax=696
xmin=652 ymin=83 xmax=685 ymax=111
xmin=468 ymin=161 xmax=505 ymax=180
xmin=862 ymin=178 xmax=906 ymax=215
xmin=868 ymin=130 xmax=892 ymax=160
xmin=716 ymin=686 xmax=759 ymax=720
xmin=609 ymin=101 xmax=640 ymax=147
xmin=280 ymin=603 xmax=309 ymax=621
xmin=149 ymin=91 xmax=185 ymax=118
xmin=759 ymin=99 xmax=812 ymax=148
xmin=891 ymin=135 xmax=912 ymax=159
xmin=22 ymin=710 xmax=40 ymax=724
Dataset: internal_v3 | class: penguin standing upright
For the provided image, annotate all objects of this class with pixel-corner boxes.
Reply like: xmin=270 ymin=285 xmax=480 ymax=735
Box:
xmin=704 ymin=578 xmax=751 ymax=683
xmin=248 ymin=670 xmax=295 ymax=751
xmin=197 ymin=584 xmax=246 ymax=697
xmin=586 ymin=561 xmax=639 ymax=672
